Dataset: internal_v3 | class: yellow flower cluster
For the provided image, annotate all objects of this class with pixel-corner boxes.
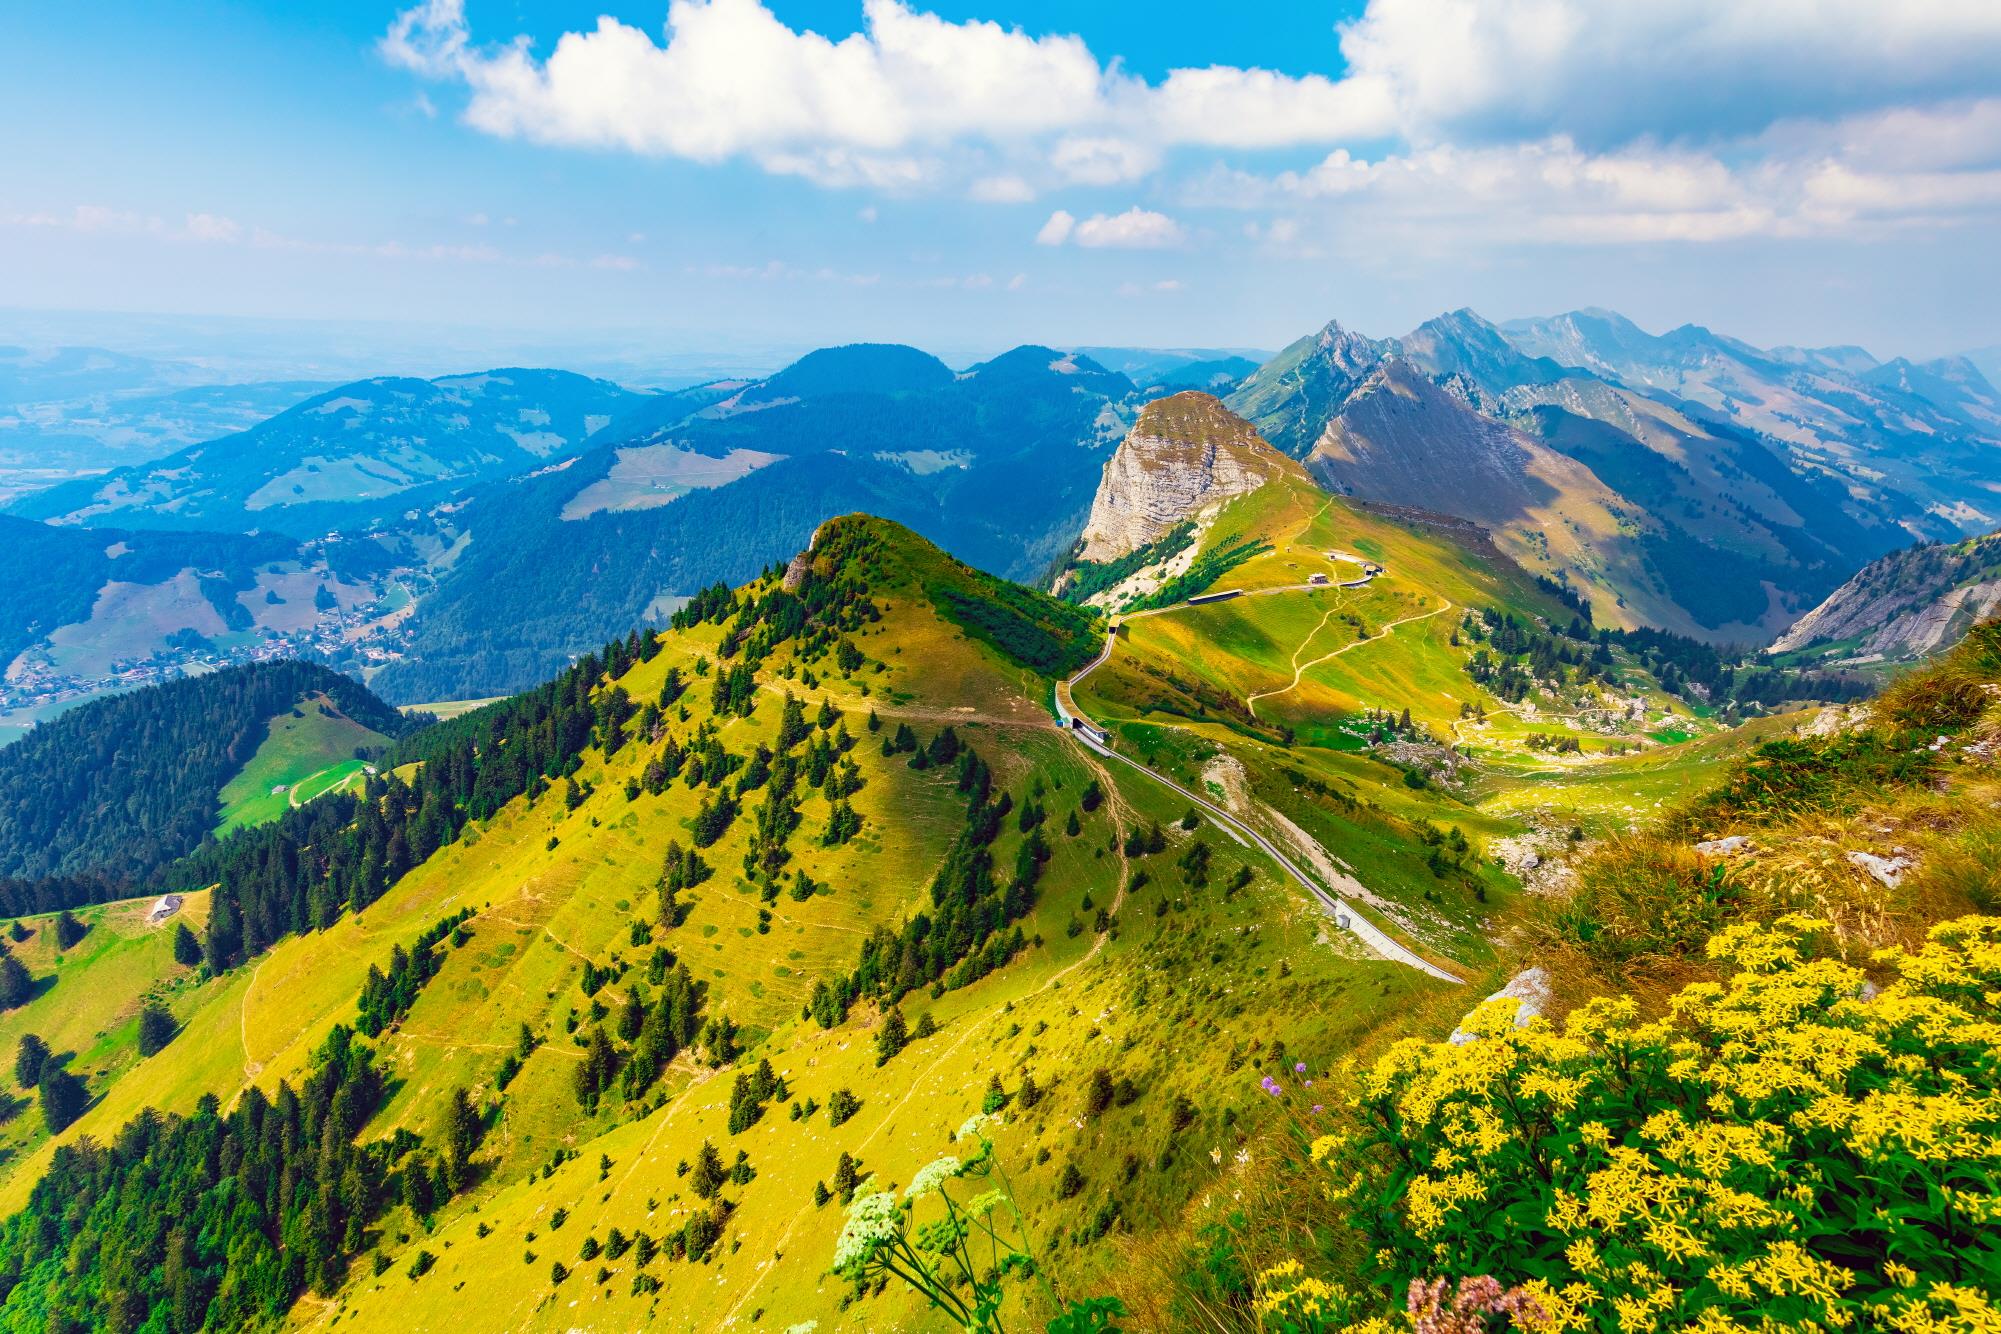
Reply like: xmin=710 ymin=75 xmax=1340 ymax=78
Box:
xmin=1257 ymin=1261 xmax=1364 ymax=1330
xmin=1303 ymin=915 xmax=2001 ymax=1333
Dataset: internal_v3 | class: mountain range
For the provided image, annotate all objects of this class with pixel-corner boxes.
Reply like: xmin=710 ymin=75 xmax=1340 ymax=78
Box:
xmin=5 ymin=308 xmax=1997 ymax=724
xmin=0 ymin=358 xmax=1991 ymax=1330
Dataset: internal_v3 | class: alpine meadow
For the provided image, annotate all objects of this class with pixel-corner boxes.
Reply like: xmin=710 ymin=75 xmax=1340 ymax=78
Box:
xmin=3 ymin=1 xmax=2001 ymax=1331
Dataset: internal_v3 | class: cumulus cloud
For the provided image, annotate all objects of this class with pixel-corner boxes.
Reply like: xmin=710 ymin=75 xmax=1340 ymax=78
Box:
xmin=1197 ymin=97 xmax=2001 ymax=247
xmin=1038 ymin=207 xmax=1184 ymax=248
xmin=380 ymin=0 xmax=2001 ymax=245
xmin=1332 ymin=0 xmax=2001 ymax=149
xmin=1073 ymin=207 xmax=1184 ymax=248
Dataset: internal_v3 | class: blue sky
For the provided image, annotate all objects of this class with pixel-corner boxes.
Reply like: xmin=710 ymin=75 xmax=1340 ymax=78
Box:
xmin=3 ymin=0 xmax=1999 ymax=367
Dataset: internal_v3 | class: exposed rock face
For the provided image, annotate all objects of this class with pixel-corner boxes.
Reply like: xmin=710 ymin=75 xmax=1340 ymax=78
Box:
xmin=1772 ymin=530 xmax=2001 ymax=660
xmin=1076 ymin=392 xmax=1292 ymax=562
xmin=1449 ymin=967 xmax=1553 ymax=1045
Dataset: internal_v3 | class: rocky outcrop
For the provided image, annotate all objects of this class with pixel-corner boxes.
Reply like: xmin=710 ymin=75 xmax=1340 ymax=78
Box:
xmin=1449 ymin=967 xmax=1552 ymax=1045
xmin=1076 ymin=392 xmax=1294 ymax=562
xmin=1771 ymin=531 xmax=2001 ymax=660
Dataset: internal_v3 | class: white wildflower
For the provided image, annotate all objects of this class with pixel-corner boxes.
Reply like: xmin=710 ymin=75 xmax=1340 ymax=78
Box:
xmin=957 ymin=1111 xmax=1002 ymax=1141
xmin=832 ymin=1180 xmax=901 ymax=1271
xmin=785 ymin=1325 xmax=819 ymax=1334
xmin=906 ymin=1155 xmax=963 ymax=1200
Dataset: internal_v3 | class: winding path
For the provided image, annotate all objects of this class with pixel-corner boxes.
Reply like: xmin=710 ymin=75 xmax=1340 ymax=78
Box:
xmin=1248 ymin=597 xmax=1454 ymax=717
xmin=1057 ymin=581 xmax=1462 ymax=985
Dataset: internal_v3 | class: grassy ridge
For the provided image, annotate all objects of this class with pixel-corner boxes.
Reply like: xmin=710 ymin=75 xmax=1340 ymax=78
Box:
xmin=214 ymin=693 xmax=392 ymax=832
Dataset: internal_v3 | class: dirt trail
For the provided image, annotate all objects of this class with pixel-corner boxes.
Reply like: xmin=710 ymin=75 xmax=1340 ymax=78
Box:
xmin=1246 ymin=595 xmax=1350 ymax=718
xmin=1247 ymin=598 xmax=1452 ymax=716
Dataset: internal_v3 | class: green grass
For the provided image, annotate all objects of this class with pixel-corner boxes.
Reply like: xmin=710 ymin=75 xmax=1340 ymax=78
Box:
xmin=0 ymin=893 xmax=214 ymax=1191
xmin=213 ymin=693 xmax=393 ymax=833
xmin=2 ymin=512 xmax=1799 ymax=1331
xmin=0 ymin=520 xmax=1483 ymax=1332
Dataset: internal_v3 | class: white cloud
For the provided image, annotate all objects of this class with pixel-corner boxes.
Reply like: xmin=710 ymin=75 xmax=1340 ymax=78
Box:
xmin=379 ymin=0 xmax=2001 ymax=246
xmin=1200 ymin=100 xmax=2001 ymax=248
xmin=1072 ymin=207 xmax=1184 ymax=249
xmin=1331 ymin=0 xmax=2001 ymax=149
xmin=969 ymin=174 xmax=1035 ymax=203
xmin=183 ymin=213 xmax=243 ymax=243
xmin=1049 ymin=136 xmax=1157 ymax=185
xmin=1034 ymin=209 xmax=1075 ymax=245
xmin=384 ymin=0 xmax=1105 ymax=170
xmin=1038 ymin=206 xmax=1183 ymax=248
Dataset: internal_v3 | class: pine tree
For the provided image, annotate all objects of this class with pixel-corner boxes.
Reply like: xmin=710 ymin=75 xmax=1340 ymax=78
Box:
xmin=0 ymin=954 xmax=29 ymax=1009
xmin=137 ymin=1002 xmax=176 ymax=1057
xmin=52 ymin=910 xmax=85 ymax=950
xmin=13 ymin=1033 xmax=48 ymax=1089
xmin=38 ymin=1065 xmax=86 ymax=1133
xmin=874 ymin=1006 xmax=908 ymax=1067
xmin=172 ymin=922 xmax=203 ymax=968
xmin=690 ymin=1140 xmax=726 ymax=1199
xmin=445 ymin=1086 xmax=480 ymax=1191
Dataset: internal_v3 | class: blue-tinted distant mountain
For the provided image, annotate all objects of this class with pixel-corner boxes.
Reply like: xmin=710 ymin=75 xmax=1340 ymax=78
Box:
xmin=0 ymin=343 xmax=337 ymax=500
xmin=1502 ymin=310 xmax=2001 ymax=536
xmin=0 ymin=344 xmax=197 ymax=406
xmin=12 ymin=368 xmax=643 ymax=536
xmin=368 ymin=344 xmax=1137 ymax=700
xmin=1073 ymin=345 xmax=1272 ymax=385
xmin=1134 ymin=355 xmax=1263 ymax=398
xmin=1860 ymin=355 xmax=2001 ymax=436
xmin=752 ymin=342 xmax=954 ymax=398
xmin=1396 ymin=308 xmax=1568 ymax=400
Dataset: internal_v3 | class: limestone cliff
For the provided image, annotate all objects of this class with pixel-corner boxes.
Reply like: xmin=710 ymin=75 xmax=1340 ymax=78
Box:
xmin=1772 ymin=530 xmax=2001 ymax=661
xmin=1076 ymin=392 xmax=1295 ymax=562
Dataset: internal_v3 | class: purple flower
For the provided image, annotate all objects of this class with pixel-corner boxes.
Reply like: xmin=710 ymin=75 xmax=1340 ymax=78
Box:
xmin=1294 ymin=1062 xmax=1308 ymax=1073
xmin=1312 ymin=1104 xmax=1325 ymax=1114
xmin=1259 ymin=1075 xmax=1282 ymax=1096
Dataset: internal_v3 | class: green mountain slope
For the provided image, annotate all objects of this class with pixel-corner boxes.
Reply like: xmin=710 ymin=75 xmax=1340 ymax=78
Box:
xmin=0 ymin=506 xmax=1961 ymax=1333
xmin=0 ymin=661 xmax=412 ymax=889
xmin=0 ymin=516 xmax=1462 ymax=1333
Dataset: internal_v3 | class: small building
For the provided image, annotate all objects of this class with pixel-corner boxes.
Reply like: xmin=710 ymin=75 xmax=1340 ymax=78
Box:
xmin=148 ymin=894 xmax=183 ymax=925
xmin=1363 ymin=562 xmax=1385 ymax=576
xmin=1307 ymin=572 xmax=1330 ymax=586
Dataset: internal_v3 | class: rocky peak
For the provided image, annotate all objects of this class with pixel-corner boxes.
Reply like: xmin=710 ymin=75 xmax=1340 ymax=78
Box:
xmin=1226 ymin=320 xmax=1391 ymax=457
xmin=1076 ymin=392 xmax=1294 ymax=562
